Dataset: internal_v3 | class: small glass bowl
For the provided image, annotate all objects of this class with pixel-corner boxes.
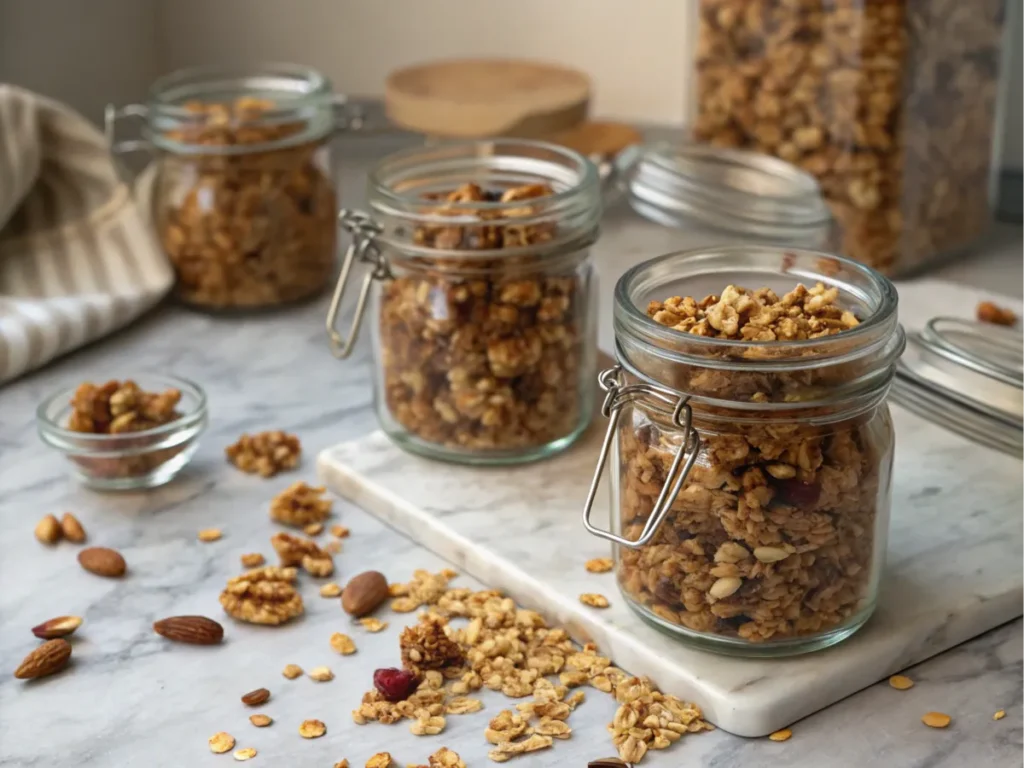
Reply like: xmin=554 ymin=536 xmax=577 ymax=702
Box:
xmin=37 ymin=374 xmax=208 ymax=491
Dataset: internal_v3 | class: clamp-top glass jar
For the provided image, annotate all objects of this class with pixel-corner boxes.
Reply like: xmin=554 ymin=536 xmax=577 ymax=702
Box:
xmin=107 ymin=64 xmax=341 ymax=310
xmin=583 ymin=246 xmax=905 ymax=656
xmin=327 ymin=140 xmax=601 ymax=464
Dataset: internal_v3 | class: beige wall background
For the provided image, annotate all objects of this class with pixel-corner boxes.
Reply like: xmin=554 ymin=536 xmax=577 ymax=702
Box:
xmin=1 ymin=0 xmax=1020 ymax=168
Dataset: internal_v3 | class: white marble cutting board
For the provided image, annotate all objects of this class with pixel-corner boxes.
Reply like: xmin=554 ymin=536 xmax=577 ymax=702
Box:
xmin=318 ymin=404 xmax=1023 ymax=738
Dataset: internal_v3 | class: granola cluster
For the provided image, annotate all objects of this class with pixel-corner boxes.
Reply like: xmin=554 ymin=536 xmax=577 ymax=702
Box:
xmin=158 ymin=97 xmax=337 ymax=308
xmin=400 ymin=616 xmax=465 ymax=674
xmin=615 ymin=285 xmax=889 ymax=643
xmin=693 ymin=0 xmax=1004 ymax=274
xmin=269 ymin=481 xmax=332 ymax=527
xmin=219 ymin=566 xmax=304 ymax=625
xmin=378 ymin=181 xmax=591 ymax=454
xmin=270 ymin=532 xmax=334 ymax=577
xmin=225 ymin=430 xmax=301 ymax=477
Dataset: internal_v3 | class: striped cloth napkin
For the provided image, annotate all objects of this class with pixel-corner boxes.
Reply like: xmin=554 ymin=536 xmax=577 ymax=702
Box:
xmin=0 ymin=84 xmax=172 ymax=385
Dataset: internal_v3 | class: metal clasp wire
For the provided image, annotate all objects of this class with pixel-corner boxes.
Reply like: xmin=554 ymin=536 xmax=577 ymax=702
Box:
xmin=582 ymin=365 xmax=702 ymax=549
xmin=325 ymin=209 xmax=389 ymax=359
xmin=104 ymin=103 xmax=150 ymax=154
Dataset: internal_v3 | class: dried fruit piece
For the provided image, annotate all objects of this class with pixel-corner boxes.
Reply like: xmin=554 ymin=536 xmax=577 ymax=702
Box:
xmin=400 ymin=616 xmax=464 ymax=673
xmin=359 ymin=618 xmax=388 ymax=633
xmin=366 ymin=754 xmax=392 ymax=768
xmin=31 ymin=615 xmax=83 ymax=639
xmin=889 ymin=675 xmax=914 ymax=690
xmin=14 ymin=638 xmax=72 ymax=679
xmin=579 ymin=593 xmax=610 ymax=608
xmin=299 ymin=719 xmax=326 ymax=739
xmin=240 ymin=552 xmax=265 ymax=568
xmin=77 ymin=547 xmax=126 ymax=578
xmin=304 ymin=522 xmax=324 ymax=536
xmin=269 ymin=481 xmax=331 ymax=527
xmin=374 ymin=667 xmax=420 ymax=702
xmin=309 ymin=666 xmax=334 ymax=682
xmin=994 ymin=710 xmax=1006 ymax=721
xmin=241 ymin=688 xmax=270 ymax=706
xmin=320 ymin=582 xmax=343 ymax=598
xmin=208 ymin=732 xmax=235 ymax=754
xmin=282 ymin=664 xmax=303 ymax=679
xmin=35 ymin=514 xmax=62 ymax=545
xmin=220 ymin=566 xmax=303 ymax=625
xmin=330 ymin=525 xmax=350 ymax=538
xmin=153 ymin=616 xmax=224 ymax=645
xmin=330 ymin=632 xmax=357 ymax=655
xmin=249 ymin=714 xmax=272 ymax=727
xmin=342 ymin=571 xmax=390 ymax=617
xmin=768 ymin=728 xmax=792 ymax=742
xmin=977 ymin=301 xmax=1017 ymax=326
xmin=226 ymin=430 xmax=301 ymax=477
xmin=198 ymin=528 xmax=223 ymax=542
xmin=233 ymin=747 xmax=257 ymax=761
xmin=922 ymin=712 xmax=951 ymax=729
xmin=60 ymin=513 xmax=87 ymax=543
xmin=585 ymin=557 xmax=613 ymax=573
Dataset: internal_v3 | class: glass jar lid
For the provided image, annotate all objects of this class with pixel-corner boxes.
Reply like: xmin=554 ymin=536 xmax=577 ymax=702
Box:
xmin=613 ymin=141 xmax=833 ymax=242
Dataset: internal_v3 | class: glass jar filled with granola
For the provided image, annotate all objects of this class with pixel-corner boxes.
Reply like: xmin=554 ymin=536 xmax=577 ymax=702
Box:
xmin=117 ymin=64 xmax=340 ymax=310
xmin=582 ymin=246 xmax=904 ymax=656
xmin=326 ymin=140 xmax=601 ymax=464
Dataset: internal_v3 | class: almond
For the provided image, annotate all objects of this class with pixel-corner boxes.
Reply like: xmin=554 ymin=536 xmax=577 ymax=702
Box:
xmin=31 ymin=615 xmax=83 ymax=639
xmin=153 ymin=615 xmax=224 ymax=645
xmin=341 ymin=570 xmax=389 ymax=617
xmin=14 ymin=638 xmax=72 ymax=679
xmin=35 ymin=514 xmax=61 ymax=545
xmin=60 ymin=513 xmax=87 ymax=543
xmin=77 ymin=547 xmax=126 ymax=578
xmin=241 ymin=687 xmax=270 ymax=706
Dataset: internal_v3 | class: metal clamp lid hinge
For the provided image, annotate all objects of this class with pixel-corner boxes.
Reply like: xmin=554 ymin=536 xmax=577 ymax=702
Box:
xmin=325 ymin=209 xmax=389 ymax=359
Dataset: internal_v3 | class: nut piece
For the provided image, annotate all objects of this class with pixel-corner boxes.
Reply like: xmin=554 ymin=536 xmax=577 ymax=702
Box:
xmin=585 ymin=557 xmax=614 ymax=573
xmin=320 ymin=582 xmax=343 ymax=598
xmin=282 ymin=664 xmax=303 ymax=679
xmin=308 ymin=666 xmax=334 ymax=682
xmin=209 ymin=732 xmax=235 ymax=754
xmin=249 ymin=714 xmax=273 ymax=727
xmin=330 ymin=524 xmax=350 ymax=538
xmin=977 ymin=301 xmax=1017 ymax=326
xmin=753 ymin=547 xmax=790 ymax=564
xmin=399 ymin=616 xmax=465 ymax=673
xmin=240 ymin=553 xmax=265 ymax=568
xmin=366 ymin=754 xmax=392 ymax=768
xmin=330 ymin=632 xmax=357 ymax=655
xmin=60 ymin=513 xmax=87 ymax=543
xmin=198 ymin=528 xmax=223 ymax=542
xmin=225 ymin=430 xmax=302 ymax=477
xmin=241 ymin=688 xmax=271 ymax=706
xmin=579 ymin=592 xmax=610 ymax=608
xmin=31 ymin=615 xmax=83 ymax=639
xmin=270 ymin=532 xmax=333 ymax=577
xmin=299 ymin=719 xmax=327 ymax=739
xmin=342 ymin=571 xmax=390 ymax=617
xmin=14 ymin=638 xmax=72 ymax=679
xmin=768 ymin=728 xmax=793 ymax=742
xmin=77 ymin=547 xmax=127 ymax=578
xmin=304 ymin=522 xmax=324 ymax=536
xmin=233 ymin=747 xmax=257 ymax=761
xmin=35 ymin=514 xmax=62 ymax=545
xmin=153 ymin=616 xmax=224 ymax=645
xmin=921 ymin=712 xmax=951 ymax=729
xmin=301 ymin=554 xmax=335 ymax=578
xmin=888 ymin=675 xmax=914 ymax=691
xmin=220 ymin=566 xmax=304 ymax=625
xmin=270 ymin=481 xmax=332 ymax=527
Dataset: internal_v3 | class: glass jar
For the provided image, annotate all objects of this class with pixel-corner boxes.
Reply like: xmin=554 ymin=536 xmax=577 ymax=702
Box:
xmin=582 ymin=246 xmax=905 ymax=656
xmin=689 ymin=1 xmax=1007 ymax=276
xmin=109 ymin=64 xmax=340 ymax=310
xmin=326 ymin=140 xmax=601 ymax=464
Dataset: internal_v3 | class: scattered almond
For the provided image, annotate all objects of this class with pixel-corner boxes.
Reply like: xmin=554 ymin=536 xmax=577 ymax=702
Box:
xmin=233 ymin=747 xmax=257 ymax=761
xmin=153 ymin=615 xmax=224 ymax=645
xmin=240 ymin=552 xmax=265 ymax=568
xmin=60 ymin=513 xmax=87 ymax=543
xmin=320 ymin=582 xmax=343 ymax=598
xmin=330 ymin=525 xmax=350 ymax=538
xmin=198 ymin=528 xmax=223 ymax=542
xmin=994 ymin=710 xmax=1006 ymax=721
xmin=209 ymin=732 xmax=235 ymax=754
xmin=579 ymin=593 xmax=610 ymax=608
xmin=31 ymin=615 xmax=83 ymax=639
xmin=768 ymin=728 xmax=792 ymax=742
xmin=299 ymin=719 xmax=326 ymax=739
xmin=922 ymin=712 xmax=951 ymax=729
xmin=889 ymin=674 xmax=914 ymax=690
xmin=304 ymin=522 xmax=324 ymax=536
xmin=77 ymin=546 xmax=126 ymax=578
xmin=249 ymin=714 xmax=273 ymax=727
xmin=14 ymin=638 xmax=72 ymax=679
xmin=359 ymin=617 xmax=388 ymax=633
xmin=241 ymin=688 xmax=270 ymax=706
xmin=342 ymin=571 xmax=389 ymax=617
xmin=34 ymin=514 xmax=61 ymax=545
xmin=330 ymin=632 xmax=357 ymax=655
xmin=282 ymin=664 xmax=303 ymax=679
xmin=585 ymin=557 xmax=613 ymax=573
xmin=309 ymin=666 xmax=334 ymax=682
xmin=366 ymin=753 xmax=392 ymax=768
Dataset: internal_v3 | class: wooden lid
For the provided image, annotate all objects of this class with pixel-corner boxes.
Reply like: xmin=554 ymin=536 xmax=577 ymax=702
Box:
xmin=544 ymin=121 xmax=644 ymax=160
xmin=385 ymin=58 xmax=590 ymax=139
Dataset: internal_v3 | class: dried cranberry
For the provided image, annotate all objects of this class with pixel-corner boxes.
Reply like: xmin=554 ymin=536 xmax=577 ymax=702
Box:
xmin=774 ymin=478 xmax=821 ymax=507
xmin=373 ymin=667 xmax=419 ymax=702
xmin=482 ymin=188 xmax=503 ymax=202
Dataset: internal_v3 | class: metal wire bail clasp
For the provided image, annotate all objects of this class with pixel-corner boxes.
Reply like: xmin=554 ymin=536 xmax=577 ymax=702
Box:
xmin=325 ymin=209 xmax=389 ymax=359
xmin=582 ymin=365 xmax=702 ymax=549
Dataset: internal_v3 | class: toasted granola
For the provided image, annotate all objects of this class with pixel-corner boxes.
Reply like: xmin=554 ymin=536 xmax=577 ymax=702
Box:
xmin=270 ymin=532 xmax=333 ymax=577
xmin=226 ymin=430 xmax=301 ymax=477
xmin=269 ymin=481 xmax=332 ymax=527
xmin=219 ymin=566 xmax=304 ymax=625
xmin=400 ymin=616 xmax=465 ymax=674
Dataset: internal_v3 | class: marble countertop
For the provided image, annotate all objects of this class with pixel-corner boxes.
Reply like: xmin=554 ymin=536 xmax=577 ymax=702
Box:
xmin=0 ymin=132 xmax=1021 ymax=768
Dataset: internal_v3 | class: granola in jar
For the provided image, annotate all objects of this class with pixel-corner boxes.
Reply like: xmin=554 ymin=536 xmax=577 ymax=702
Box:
xmin=588 ymin=247 xmax=904 ymax=655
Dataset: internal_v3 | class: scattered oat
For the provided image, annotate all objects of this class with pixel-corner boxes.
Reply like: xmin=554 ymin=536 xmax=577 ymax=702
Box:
xmin=360 ymin=617 xmax=388 ymax=633
xmin=233 ymin=747 xmax=257 ymax=761
xmin=994 ymin=710 xmax=1006 ymax=721
xmin=209 ymin=732 xmax=235 ymax=754
xmin=331 ymin=524 xmax=351 ymax=538
xmin=240 ymin=552 xmax=265 ymax=568
xmin=309 ymin=666 xmax=334 ymax=682
xmin=304 ymin=522 xmax=324 ymax=536
xmin=326 ymin=540 xmax=343 ymax=554
xmin=579 ymin=593 xmax=610 ymax=608
xmin=409 ymin=711 xmax=446 ymax=736
xmin=922 ymin=712 xmax=951 ymax=729
xmin=445 ymin=696 xmax=484 ymax=715
xmin=334 ymin=762 xmax=350 ymax=768
xmin=331 ymin=632 xmax=357 ymax=655
xmin=366 ymin=753 xmax=393 ymax=768
xmin=768 ymin=728 xmax=792 ymax=742
xmin=282 ymin=664 xmax=303 ymax=679
xmin=889 ymin=675 xmax=914 ymax=690
xmin=198 ymin=528 xmax=223 ymax=542
xmin=534 ymin=717 xmax=572 ymax=739
xmin=585 ymin=557 xmax=614 ymax=573
xmin=487 ymin=733 xmax=553 ymax=762
xmin=320 ymin=582 xmax=343 ymax=598
xmin=428 ymin=748 xmax=466 ymax=768
xmin=299 ymin=719 xmax=327 ymax=739
xmin=249 ymin=714 xmax=272 ymax=727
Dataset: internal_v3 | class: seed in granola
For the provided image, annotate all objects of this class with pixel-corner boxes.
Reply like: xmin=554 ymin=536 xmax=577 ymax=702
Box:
xmin=198 ymin=528 xmax=223 ymax=542
xmin=309 ymin=666 xmax=334 ymax=682
xmin=233 ymin=747 xmax=257 ymax=761
xmin=585 ymin=558 xmax=614 ymax=573
xmin=240 ymin=553 xmax=265 ymax=568
xmin=708 ymin=576 xmax=742 ymax=600
xmin=241 ymin=688 xmax=270 ymax=706
xmin=226 ymin=431 xmax=301 ymax=478
xmin=752 ymin=546 xmax=790 ymax=564
xmin=994 ymin=710 xmax=1006 ymax=720
xmin=209 ymin=732 xmax=235 ymax=754
xmin=768 ymin=728 xmax=792 ymax=742
xmin=270 ymin=481 xmax=332 ymax=527
xmin=360 ymin=618 xmax=388 ymax=633
xmin=321 ymin=582 xmax=343 ymax=598
xmin=921 ymin=712 xmax=951 ymax=729
xmin=579 ymin=593 xmax=610 ymax=608
xmin=331 ymin=632 xmax=357 ymax=655
xmin=299 ymin=719 xmax=327 ymax=739
xmin=249 ymin=714 xmax=273 ymax=727
xmin=889 ymin=675 xmax=914 ymax=690
xmin=304 ymin=522 xmax=324 ymax=536
xmin=331 ymin=524 xmax=351 ymax=538
xmin=282 ymin=664 xmax=303 ymax=679
xmin=366 ymin=754 xmax=392 ymax=768
xmin=374 ymin=667 xmax=420 ymax=702
xmin=977 ymin=301 xmax=1017 ymax=326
